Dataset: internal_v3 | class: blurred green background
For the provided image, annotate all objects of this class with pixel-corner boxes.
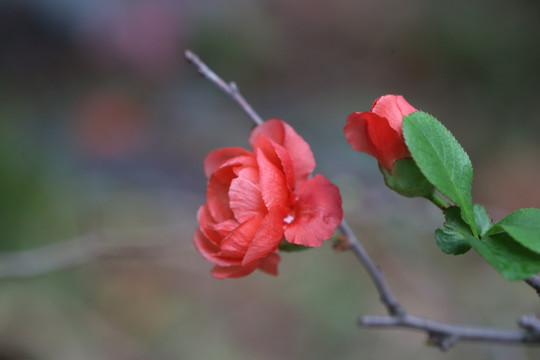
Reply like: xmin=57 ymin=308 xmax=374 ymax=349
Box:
xmin=1 ymin=0 xmax=539 ymax=359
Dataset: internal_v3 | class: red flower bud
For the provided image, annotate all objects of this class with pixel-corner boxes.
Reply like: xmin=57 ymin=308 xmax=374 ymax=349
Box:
xmin=344 ymin=95 xmax=417 ymax=171
xmin=194 ymin=119 xmax=343 ymax=279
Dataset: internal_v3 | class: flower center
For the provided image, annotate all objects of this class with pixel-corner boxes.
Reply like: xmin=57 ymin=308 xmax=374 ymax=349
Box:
xmin=283 ymin=214 xmax=295 ymax=224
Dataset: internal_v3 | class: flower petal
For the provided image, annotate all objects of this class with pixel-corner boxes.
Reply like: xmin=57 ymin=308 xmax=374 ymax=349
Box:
xmin=193 ymin=228 xmax=219 ymax=261
xmin=256 ymin=148 xmax=291 ymax=210
xmin=206 ymin=167 xmax=235 ymax=222
xmin=236 ymin=166 xmax=259 ymax=184
xmin=211 ymin=220 xmax=240 ymax=239
xmin=220 ymin=215 xmax=263 ymax=258
xmin=257 ymin=252 xmax=280 ymax=276
xmin=193 ymin=228 xmax=240 ymax=267
xmin=229 ymin=177 xmax=266 ymax=223
xmin=345 ymin=111 xmax=374 ymax=155
xmin=197 ymin=205 xmax=239 ymax=243
xmin=371 ymin=95 xmax=416 ymax=133
xmin=345 ymin=111 xmax=408 ymax=171
xmin=242 ymin=207 xmax=287 ymax=265
xmin=196 ymin=205 xmax=220 ymax=244
xmin=250 ymin=119 xmax=315 ymax=183
xmin=284 ymin=174 xmax=343 ymax=247
xmin=366 ymin=114 xmax=410 ymax=171
xmin=204 ymin=147 xmax=253 ymax=177
xmin=211 ymin=262 xmax=259 ymax=279
xmin=217 ymin=155 xmax=257 ymax=175
xmin=209 ymin=251 xmax=281 ymax=278
xmin=253 ymin=135 xmax=295 ymax=190
xmin=249 ymin=119 xmax=286 ymax=148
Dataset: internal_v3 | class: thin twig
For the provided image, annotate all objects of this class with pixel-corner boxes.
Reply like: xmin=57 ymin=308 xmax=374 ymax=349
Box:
xmin=185 ymin=49 xmax=540 ymax=350
xmin=0 ymin=232 xmax=178 ymax=279
xmin=340 ymin=220 xmax=540 ymax=349
xmin=185 ymin=49 xmax=540 ymax=301
xmin=339 ymin=220 xmax=405 ymax=316
xmin=184 ymin=50 xmax=264 ymax=126
xmin=525 ymin=275 xmax=540 ymax=297
xmin=360 ymin=314 xmax=540 ymax=351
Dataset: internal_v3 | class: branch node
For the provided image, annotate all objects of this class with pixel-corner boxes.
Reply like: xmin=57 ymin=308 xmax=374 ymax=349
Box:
xmin=519 ymin=314 xmax=540 ymax=341
xmin=428 ymin=332 xmax=459 ymax=351
xmin=388 ymin=303 xmax=406 ymax=318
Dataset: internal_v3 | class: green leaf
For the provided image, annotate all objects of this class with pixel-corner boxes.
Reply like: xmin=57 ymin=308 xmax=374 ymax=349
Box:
xmin=435 ymin=228 xmax=471 ymax=255
xmin=466 ymin=232 xmax=540 ymax=281
xmin=485 ymin=208 xmax=540 ymax=253
xmin=435 ymin=206 xmax=472 ymax=254
xmin=473 ymin=204 xmax=492 ymax=238
xmin=403 ymin=111 xmax=476 ymax=236
xmin=435 ymin=207 xmax=540 ymax=280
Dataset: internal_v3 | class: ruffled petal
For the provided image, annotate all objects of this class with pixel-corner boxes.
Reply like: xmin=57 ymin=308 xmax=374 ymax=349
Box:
xmin=256 ymin=148 xmax=291 ymax=210
xmin=250 ymin=119 xmax=315 ymax=183
xmin=249 ymin=119 xmax=286 ymax=148
xmin=345 ymin=111 xmax=374 ymax=155
xmin=197 ymin=205 xmax=239 ymax=243
xmin=204 ymin=147 xmax=253 ymax=177
xmin=257 ymin=252 xmax=280 ymax=276
xmin=345 ymin=111 xmax=408 ymax=171
xmin=196 ymin=205 xmax=220 ymax=245
xmin=284 ymin=175 xmax=343 ymax=247
xmin=211 ymin=219 xmax=239 ymax=238
xmin=193 ymin=228 xmax=240 ymax=267
xmin=210 ymin=252 xmax=280 ymax=278
xmin=253 ymin=135 xmax=295 ymax=190
xmin=236 ymin=166 xmax=258 ymax=184
xmin=193 ymin=228 xmax=219 ymax=261
xmin=210 ymin=261 xmax=260 ymax=279
xmin=206 ymin=167 xmax=235 ymax=222
xmin=396 ymin=95 xmax=417 ymax=117
xmin=229 ymin=177 xmax=266 ymax=223
xmin=217 ymin=155 xmax=257 ymax=175
xmin=220 ymin=216 xmax=263 ymax=258
xmin=366 ymin=114 xmax=410 ymax=171
xmin=242 ymin=207 xmax=287 ymax=265
xmin=371 ymin=95 xmax=416 ymax=133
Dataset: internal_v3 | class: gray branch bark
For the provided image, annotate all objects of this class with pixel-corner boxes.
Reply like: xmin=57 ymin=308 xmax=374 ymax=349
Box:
xmin=339 ymin=220 xmax=540 ymax=350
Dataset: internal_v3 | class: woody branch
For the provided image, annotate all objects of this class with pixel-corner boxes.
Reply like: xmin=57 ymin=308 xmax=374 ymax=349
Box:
xmin=184 ymin=49 xmax=540 ymax=350
xmin=0 ymin=231 xmax=179 ymax=278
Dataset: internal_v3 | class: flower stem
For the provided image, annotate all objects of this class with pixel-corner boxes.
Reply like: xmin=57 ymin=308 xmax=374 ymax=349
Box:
xmin=426 ymin=192 xmax=449 ymax=210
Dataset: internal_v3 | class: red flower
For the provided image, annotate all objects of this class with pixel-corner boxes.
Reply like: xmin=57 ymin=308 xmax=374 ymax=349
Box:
xmin=194 ymin=119 xmax=343 ymax=279
xmin=344 ymin=95 xmax=417 ymax=171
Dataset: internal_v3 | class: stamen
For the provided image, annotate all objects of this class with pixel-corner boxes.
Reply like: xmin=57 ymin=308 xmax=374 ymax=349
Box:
xmin=283 ymin=214 xmax=295 ymax=224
